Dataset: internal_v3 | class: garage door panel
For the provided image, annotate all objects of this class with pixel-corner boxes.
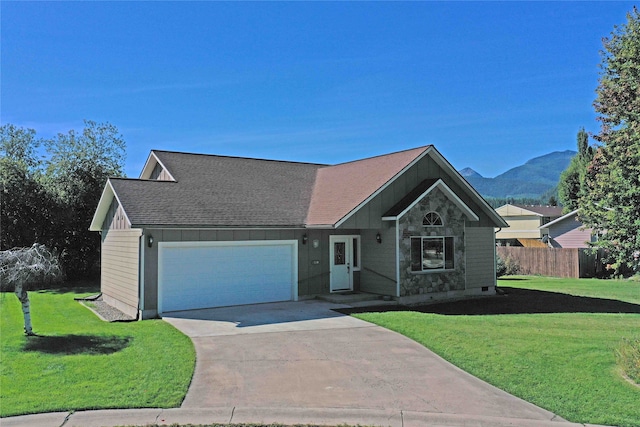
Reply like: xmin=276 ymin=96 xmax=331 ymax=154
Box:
xmin=159 ymin=241 xmax=296 ymax=313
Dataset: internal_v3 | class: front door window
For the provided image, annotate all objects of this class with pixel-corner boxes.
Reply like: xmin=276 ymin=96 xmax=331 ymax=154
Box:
xmin=334 ymin=242 xmax=346 ymax=265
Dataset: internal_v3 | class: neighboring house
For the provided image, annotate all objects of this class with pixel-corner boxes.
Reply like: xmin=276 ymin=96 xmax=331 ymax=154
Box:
xmin=495 ymin=204 xmax=563 ymax=247
xmin=539 ymin=209 xmax=593 ymax=248
xmin=90 ymin=145 xmax=507 ymax=319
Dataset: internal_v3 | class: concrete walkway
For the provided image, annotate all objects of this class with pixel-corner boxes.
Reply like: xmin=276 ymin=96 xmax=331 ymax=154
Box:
xmin=3 ymin=300 xmax=609 ymax=427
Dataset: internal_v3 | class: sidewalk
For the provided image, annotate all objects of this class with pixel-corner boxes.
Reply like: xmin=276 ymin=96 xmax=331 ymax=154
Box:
xmin=1 ymin=406 xmax=611 ymax=427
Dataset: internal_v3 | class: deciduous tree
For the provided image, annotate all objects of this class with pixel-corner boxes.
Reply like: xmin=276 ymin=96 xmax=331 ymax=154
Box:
xmin=0 ymin=244 xmax=62 ymax=335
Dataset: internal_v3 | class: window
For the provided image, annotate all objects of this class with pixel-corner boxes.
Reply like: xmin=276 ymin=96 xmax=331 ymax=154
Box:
xmin=410 ymin=236 xmax=454 ymax=272
xmin=423 ymin=211 xmax=443 ymax=226
xmin=352 ymin=237 xmax=359 ymax=269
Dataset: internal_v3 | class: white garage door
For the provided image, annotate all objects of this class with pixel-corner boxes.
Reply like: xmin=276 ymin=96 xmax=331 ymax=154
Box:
xmin=159 ymin=240 xmax=298 ymax=313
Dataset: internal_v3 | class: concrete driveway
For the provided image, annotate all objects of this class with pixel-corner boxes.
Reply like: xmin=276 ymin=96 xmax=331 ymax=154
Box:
xmin=163 ymin=300 xmax=563 ymax=424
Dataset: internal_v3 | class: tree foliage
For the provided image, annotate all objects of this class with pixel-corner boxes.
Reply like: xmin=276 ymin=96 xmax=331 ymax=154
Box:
xmin=580 ymin=7 xmax=640 ymax=274
xmin=558 ymin=128 xmax=594 ymax=212
xmin=1 ymin=120 xmax=126 ymax=279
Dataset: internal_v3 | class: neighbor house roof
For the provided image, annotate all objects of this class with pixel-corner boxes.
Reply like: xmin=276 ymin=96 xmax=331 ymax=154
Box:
xmin=497 ymin=204 xmax=563 ymax=218
xmin=90 ymin=145 xmax=507 ymax=231
xmin=539 ymin=209 xmax=581 ymax=229
xmin=512 ymin=204 xmax=563 ymax=217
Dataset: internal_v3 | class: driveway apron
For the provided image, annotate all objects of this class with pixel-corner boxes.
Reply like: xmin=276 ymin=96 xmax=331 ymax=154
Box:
xmin=163 ymin=300 xmax=560 ymax=422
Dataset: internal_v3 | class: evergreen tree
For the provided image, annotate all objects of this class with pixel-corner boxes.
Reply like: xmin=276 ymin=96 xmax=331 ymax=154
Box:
xmin=558 ymin=128 xmax=593 ymax=212
xmin=580 ymin=8 xmax=640 ymax=275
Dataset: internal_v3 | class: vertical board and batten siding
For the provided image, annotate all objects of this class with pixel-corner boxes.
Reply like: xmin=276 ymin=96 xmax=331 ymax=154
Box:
xmin=150 ymin=163 xmax=173 ymax=181
xmin=464 ymin=226 xmax=497 ymax=290
xmin=101 ymin=229 xmax=141 ymax=318
xmin=360 ymin=226 xmax=398 ymax=296
xmin=102 ymin=198 xmax=131 ymax=231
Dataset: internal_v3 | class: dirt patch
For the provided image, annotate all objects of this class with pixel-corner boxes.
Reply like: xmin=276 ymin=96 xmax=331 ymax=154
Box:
xmin=335 ymin=286 xmax=640 ymax=316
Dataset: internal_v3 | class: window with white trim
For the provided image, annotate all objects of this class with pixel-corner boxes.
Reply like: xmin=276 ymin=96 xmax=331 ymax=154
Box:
xmin=423 ymin=211 xmax=443 ymax=226
xmin=410 ymin=236 xmax=454 ymax=272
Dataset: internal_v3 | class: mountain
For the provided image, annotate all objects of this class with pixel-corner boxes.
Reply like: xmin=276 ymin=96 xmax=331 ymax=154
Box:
xmin=460 ymin=150 xmax=576 ymax=200
xmin=458 ymin=167 xmax=483 ymax=178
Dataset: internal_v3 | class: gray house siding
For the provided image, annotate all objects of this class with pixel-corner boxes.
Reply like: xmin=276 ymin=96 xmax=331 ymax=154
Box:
xmin=139 ymin=227 xmax=360 ymax=318
xmin=464 ymin=226 xmax=497 ymax=292
xmin=360 ymin=225 xmax=398 ymax=296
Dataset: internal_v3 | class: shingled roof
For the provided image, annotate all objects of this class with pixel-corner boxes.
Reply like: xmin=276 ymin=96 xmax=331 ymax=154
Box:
xmin=91 ymin=145 xmax=506 ymax=230
xmin=108 ymin=151 xmax=322 ymax=228
xmin=306 ymin=146 xmax=430 ymax=226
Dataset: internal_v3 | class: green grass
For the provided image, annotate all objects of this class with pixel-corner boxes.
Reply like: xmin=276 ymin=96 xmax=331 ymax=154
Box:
xmin=0 ymin=289 xmax=196 ymax=418
xmin=354 ymin=277 xmax=640 ymax=427
xmin=501 ymin=275 xmax=640 ymax=305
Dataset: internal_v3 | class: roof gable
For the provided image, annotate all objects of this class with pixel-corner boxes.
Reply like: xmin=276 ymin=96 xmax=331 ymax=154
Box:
xmin=139 ymin=151 xmax=176 ymax=181
xmin=382 ymin=179 xmax=479 ymax=222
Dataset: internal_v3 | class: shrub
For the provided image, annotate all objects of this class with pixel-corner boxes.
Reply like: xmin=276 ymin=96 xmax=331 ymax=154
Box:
xmin=616 ymin=337 xmax=640 ymax=385
xmin=496 ymin=255 xmax=507 ymax=277
xmin=496 ymin=254 xmax=520 ymax=277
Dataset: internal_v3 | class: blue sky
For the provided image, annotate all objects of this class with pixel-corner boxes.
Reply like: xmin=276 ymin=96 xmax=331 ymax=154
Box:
xmin=1 ymin=2 xmax=636 ymax=178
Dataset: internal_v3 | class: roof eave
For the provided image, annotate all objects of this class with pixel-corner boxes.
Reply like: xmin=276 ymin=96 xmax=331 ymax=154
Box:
xmin=428 ymin=148 xmax=509 ymax=228
xmin=89 ymin=180 xmax=133 ymax=231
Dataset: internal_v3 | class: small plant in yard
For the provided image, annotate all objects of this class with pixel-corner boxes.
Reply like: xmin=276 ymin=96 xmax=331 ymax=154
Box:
xmin=496 ymin=254 xmax=520 ymax=277
xmin=616 ymin=337 xmax=640 ymax=385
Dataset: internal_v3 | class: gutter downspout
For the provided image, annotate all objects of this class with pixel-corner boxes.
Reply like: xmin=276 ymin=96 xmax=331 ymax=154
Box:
xmin=494 ymin=227 xmax=501 ymax=293
xmin=137 ymin=230 xmax=145 ymax=321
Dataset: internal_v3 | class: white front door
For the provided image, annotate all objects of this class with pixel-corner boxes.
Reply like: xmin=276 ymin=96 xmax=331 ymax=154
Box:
xmin=330 ymin=235 xmax=359 ymax=292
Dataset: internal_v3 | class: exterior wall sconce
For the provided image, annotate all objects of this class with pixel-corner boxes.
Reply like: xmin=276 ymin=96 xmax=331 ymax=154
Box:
xmin=302 ymin=234 xmax=308 ymax=245
xmin=376 ymin=233 xmax=382 ymax=244
xmin=147 ymin=235 xmax=154 ymax=248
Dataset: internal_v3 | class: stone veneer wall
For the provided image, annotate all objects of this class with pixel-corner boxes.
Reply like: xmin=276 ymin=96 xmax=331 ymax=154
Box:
xmin=398 ymin=187 xmax=466 ymax=296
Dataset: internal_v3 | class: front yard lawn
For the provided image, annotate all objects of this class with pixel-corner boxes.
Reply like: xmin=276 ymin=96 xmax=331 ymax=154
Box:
xmin=353 ymin=277 xmax=640 ymax=427
xmin=0 ymin=288 xmax=196 ymax=417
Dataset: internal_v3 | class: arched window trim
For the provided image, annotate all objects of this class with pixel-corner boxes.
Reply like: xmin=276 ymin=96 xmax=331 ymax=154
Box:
xmin=423 ymin=211 xmax=444 ymax=227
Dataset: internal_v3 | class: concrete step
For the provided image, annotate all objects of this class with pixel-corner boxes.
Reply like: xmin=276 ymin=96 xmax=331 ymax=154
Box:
xmin=317 ymin=292 xmax=394 ymax=305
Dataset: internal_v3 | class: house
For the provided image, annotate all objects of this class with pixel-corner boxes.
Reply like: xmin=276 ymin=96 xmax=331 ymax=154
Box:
xmin=90 ymin=145 xmax=508 ymax=319
xmin=495 ymin=204 xmax=563 ymax=247
xmin=539 ymin=209 xmax=594 ymax=248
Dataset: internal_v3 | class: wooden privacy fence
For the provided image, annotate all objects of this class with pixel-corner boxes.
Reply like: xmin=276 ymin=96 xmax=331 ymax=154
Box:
xmin=496 ymin=247 xmax=602 ymax=278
